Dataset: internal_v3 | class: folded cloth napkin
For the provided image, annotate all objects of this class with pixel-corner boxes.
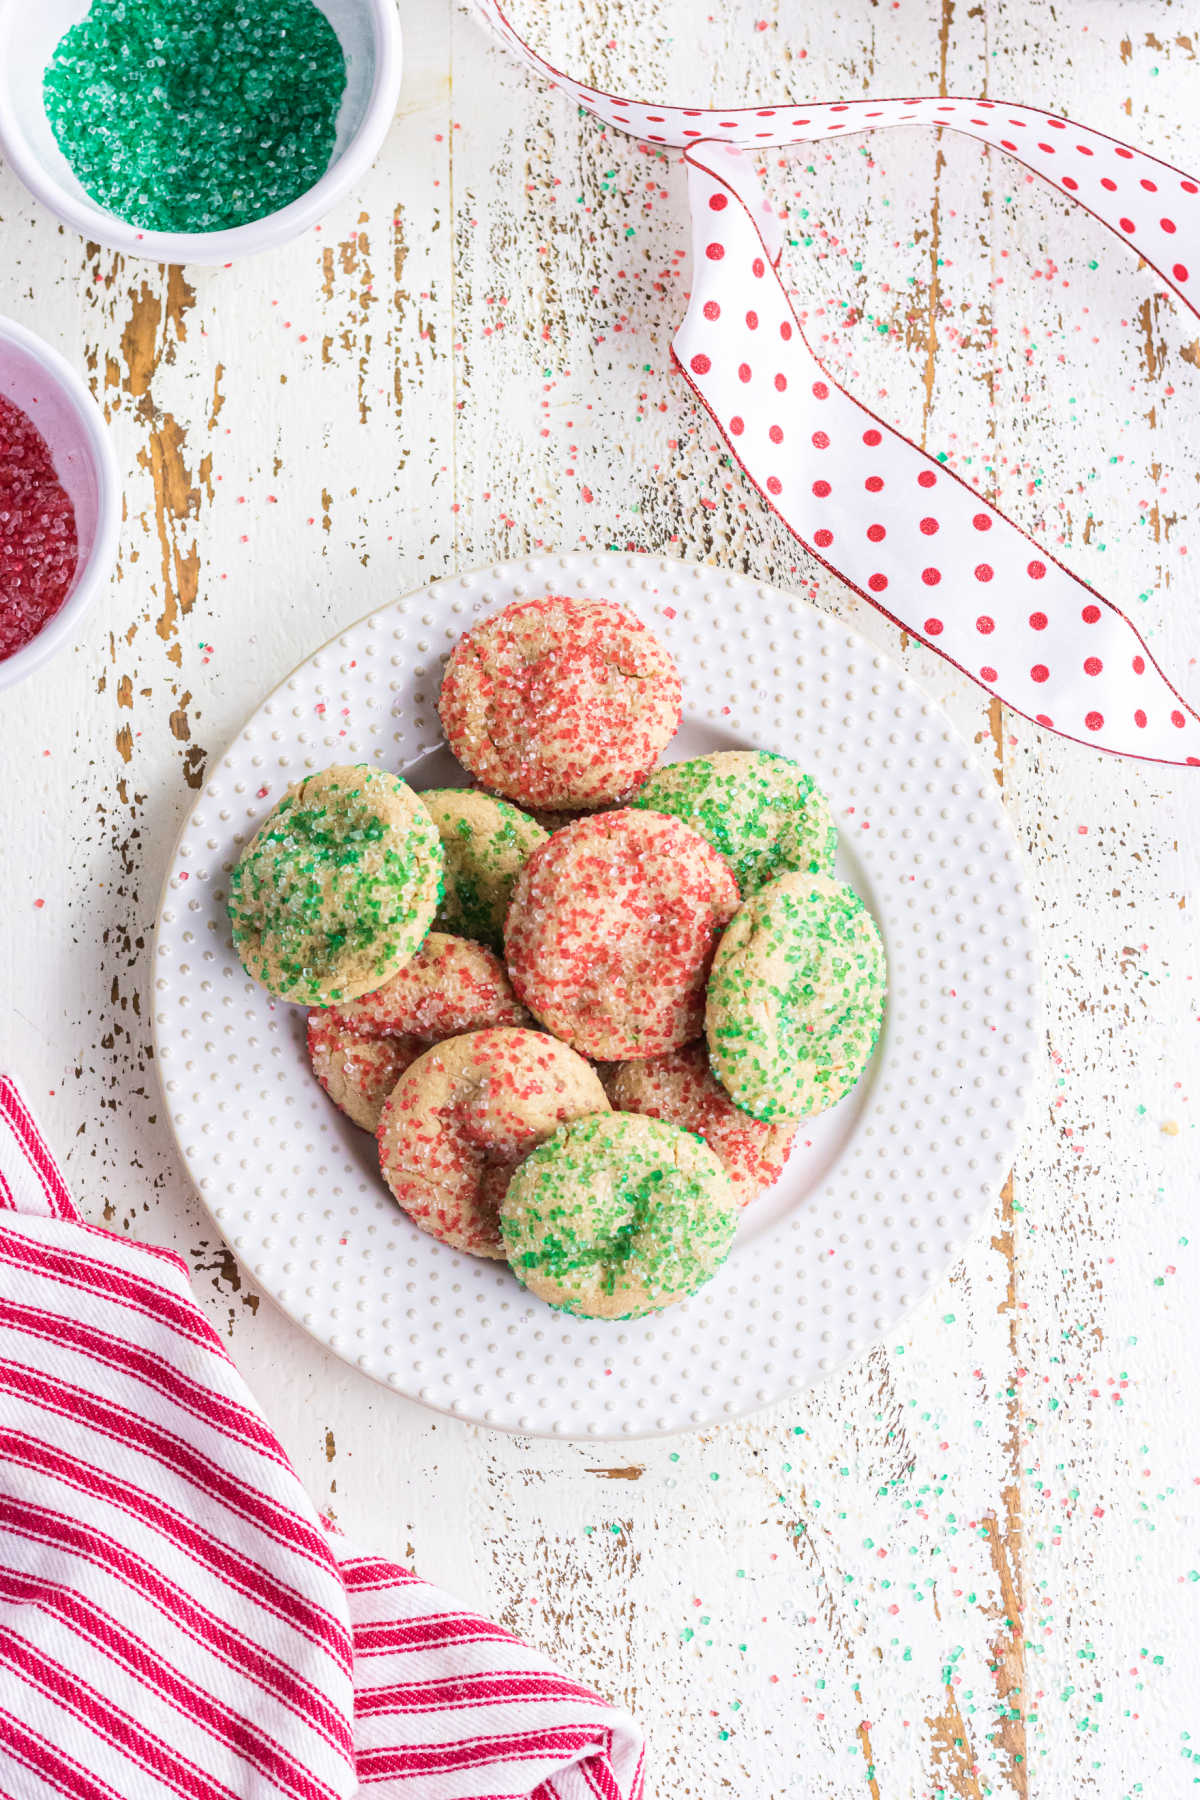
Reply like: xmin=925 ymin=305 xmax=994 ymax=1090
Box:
xmin=0 ymin=1075 xmax=645 ymax=1800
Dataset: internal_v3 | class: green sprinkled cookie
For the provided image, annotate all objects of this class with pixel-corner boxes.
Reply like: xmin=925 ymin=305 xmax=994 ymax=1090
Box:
xmin=421 ymin=789 xmax=548 ymax=949
xmin=631 ymin=750 xmax=836 ymax=895
xmin=706 ymin=872 xmax=886 ymax=1122
xmin=228 ymin=765 xmax=443 ymax=1005
xmin=500 ymin=1112 xmax=738 ymax=1320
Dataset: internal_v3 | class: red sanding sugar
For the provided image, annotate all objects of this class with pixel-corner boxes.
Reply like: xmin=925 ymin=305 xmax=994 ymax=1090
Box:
xmin=0 ymin=393 xmax=78 ymax=660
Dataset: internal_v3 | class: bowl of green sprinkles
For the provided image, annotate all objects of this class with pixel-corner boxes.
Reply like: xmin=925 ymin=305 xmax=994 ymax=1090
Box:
xmin=0 ymin=0 xmax=403 ymax=265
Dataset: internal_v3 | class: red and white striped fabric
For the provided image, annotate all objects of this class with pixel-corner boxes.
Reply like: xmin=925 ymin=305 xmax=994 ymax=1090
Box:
xmin=473 ymin=0 xmax=1200 ymax=767
xmin=0 ymin=1076 xmax=645 ymax=1800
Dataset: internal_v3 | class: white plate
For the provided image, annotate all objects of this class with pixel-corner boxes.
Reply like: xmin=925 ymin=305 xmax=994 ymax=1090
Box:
xmin=153 ymin=552 xmax=1041 ymax=1438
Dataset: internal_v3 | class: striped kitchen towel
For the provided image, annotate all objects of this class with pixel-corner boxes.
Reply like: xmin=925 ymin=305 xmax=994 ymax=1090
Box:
xmin=0 ymin=1075 xmax=645 ymax=1800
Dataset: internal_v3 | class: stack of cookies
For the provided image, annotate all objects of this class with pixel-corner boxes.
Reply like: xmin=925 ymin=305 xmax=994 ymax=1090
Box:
xmin=227 ymin=595 xmax=886 ymax=1321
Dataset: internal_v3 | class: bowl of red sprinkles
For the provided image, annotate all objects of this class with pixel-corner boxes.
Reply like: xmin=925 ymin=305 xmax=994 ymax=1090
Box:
xmin=0 ymin=314 xmax=119 ymax=689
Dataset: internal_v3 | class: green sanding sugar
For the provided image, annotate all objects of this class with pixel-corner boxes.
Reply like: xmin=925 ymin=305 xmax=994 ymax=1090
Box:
xmin=500 ymin=1113 xmax=738 ymax=1321
xmin=421 ymin=789 xmax=548 ymax=950
xmin=631 ymin=750 xmax=837 ymax=896
xmin=227 ymin=766 xmax=443 ymax=1005
xmin=44 ymin=0 xmax=347 ymax=234
xmin=706 ymin=870 xmax=887 ymax=1122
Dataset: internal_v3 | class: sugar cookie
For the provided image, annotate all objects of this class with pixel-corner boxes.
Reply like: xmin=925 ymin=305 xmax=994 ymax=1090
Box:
xmin=228 ymin=765 xmax=442 ymax=1005
xmin=610 ymin=1044 xmax=794 ymax=1207
xmin=631 ymin=750 xmax=836 ymax=895
xmin=421 ymin=788 xmax=548 ymax=949
xmin=308 ymin=932 xmax=529 ymax=1131
xmin=706 ymin=872 xmax=886 ymax=1121
xmin=437 ymin=595 xmax=681 ymax=808
xmin=377 ymin=1027 xmax=608 ymax=1258
xmin=500 ymin=1112 xmax=738 ymax=1320
xmin=504 ymin=808 xmax=739 ymax=1060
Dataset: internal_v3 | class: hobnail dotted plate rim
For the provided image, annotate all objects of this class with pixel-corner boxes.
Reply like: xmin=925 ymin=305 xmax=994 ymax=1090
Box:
xmin=152 ymin=551 xmax=1042 ymax=1439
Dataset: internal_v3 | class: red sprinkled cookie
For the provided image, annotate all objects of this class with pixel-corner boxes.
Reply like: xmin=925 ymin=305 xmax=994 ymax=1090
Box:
xmin=377 ymin=1026 xmax=609 ymax=1258
xmin=610 ymin=1044 xmax=795 ymax=1207
xmin=437 ymin=595 xmax=682 ymax=808
xmin=308 ymin=932 xmax=528 ymax=1132
xmin=504 ymin=809 xmax=739 ymax=1060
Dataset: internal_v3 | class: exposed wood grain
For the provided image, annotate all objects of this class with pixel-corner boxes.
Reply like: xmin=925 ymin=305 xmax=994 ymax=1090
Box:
xmin=1 ymin=1 xmax=1198 ymax=1795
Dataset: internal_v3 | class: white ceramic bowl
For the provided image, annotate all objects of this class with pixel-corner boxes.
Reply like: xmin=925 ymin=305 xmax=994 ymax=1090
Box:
xmin=0 ymin=0 xmax=403 ymax=266
xmin=0 ymin=314 xmax=120 ymax=691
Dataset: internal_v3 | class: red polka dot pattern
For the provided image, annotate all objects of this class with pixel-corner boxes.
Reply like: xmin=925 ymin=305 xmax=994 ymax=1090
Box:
xmin=485 ymin=0 xmax=1200 ymax=764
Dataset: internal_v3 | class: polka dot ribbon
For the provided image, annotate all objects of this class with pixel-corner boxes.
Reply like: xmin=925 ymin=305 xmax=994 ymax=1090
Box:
xmin=475 ymin=0 xmax=1200 ymax=766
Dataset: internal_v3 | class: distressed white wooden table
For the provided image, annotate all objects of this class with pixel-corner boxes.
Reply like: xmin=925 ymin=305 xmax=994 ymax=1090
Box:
xmin=3 ymin=2 xmax=1199 ymax=1794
